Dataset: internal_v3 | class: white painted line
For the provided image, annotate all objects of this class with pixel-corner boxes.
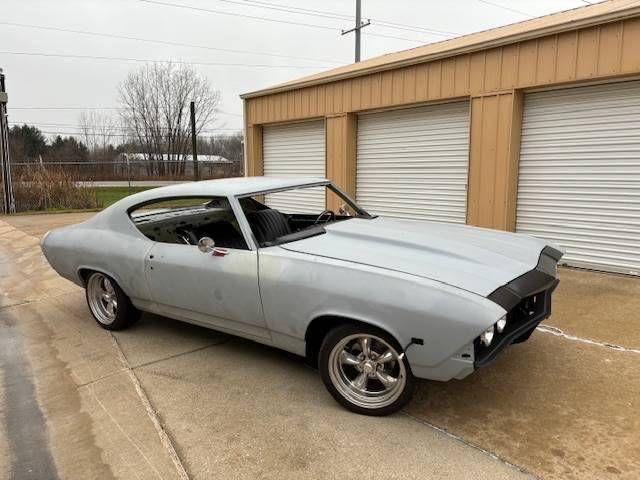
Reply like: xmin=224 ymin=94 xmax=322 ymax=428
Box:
xmin=537 ymin=325 xmax=640 ymax=354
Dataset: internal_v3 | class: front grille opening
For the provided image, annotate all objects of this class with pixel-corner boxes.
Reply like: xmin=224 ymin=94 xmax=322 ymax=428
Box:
xmin=474 ymin=290 xmax=550 ymax=367
xmin=504 ymin=291 xmax=545 ymax=334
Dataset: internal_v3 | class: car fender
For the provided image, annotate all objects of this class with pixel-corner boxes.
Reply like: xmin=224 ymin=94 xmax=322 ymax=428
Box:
xmin=257 ymin=247 xmax=505 ymax=371
xmin=41 ymin=224 xmax=153 ymax=301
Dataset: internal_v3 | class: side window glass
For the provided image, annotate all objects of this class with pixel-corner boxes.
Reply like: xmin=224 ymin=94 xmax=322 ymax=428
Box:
xmin=129 ymin=196 xmax=248 ymax=250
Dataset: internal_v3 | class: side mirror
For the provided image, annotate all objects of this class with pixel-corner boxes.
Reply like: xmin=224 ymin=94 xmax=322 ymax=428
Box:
xmin=339 ymin=204 xmax=351 ymax=216
xmin=197 ymin=236 xmax=215 ymax=253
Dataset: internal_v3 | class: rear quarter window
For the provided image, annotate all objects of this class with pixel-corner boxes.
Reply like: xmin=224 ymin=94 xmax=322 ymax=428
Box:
xmin=128 ymin=196 xmax=248 ymax=249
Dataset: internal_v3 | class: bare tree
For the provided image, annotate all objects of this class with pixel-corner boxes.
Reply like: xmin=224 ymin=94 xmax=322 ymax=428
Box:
xmin=118 ymin=62 xmax=220 ymax=177
xmin=78 ymin=111 xmax=119 ymax=155
xmin=79 ymin=110 xmax=122 ymax=179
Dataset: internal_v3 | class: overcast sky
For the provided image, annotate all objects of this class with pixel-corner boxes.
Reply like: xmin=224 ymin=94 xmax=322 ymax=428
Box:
xmin=1 ymin=0 xmax=601 ymax=138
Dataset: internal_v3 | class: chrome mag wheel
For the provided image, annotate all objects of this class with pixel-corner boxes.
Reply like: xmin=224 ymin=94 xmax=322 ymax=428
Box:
xmin=328 ymin=333 xmax=407 ymax=410
xmin=87 ymin=273 xmax=118 ymax=325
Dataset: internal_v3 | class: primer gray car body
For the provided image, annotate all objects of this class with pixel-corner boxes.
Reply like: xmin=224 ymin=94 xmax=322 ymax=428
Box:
xmin=41 ymin=177 xmax=561 ymax=382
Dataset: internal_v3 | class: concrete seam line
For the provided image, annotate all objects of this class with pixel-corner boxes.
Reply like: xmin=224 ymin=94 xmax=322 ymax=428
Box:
xmin=537 ymin=325 xmax=640 ymax=354
xmin=109 ymin=333 xmax=191 ymax=480
xmin=401 ymin=411 xmax=539 ymax=479
xmin=87 ymin=383 xmax=164 ymax=480
xmin=75 ymin=369 xmax=127 ymax=388
xmin=130 ymin=338 xmax=231 ymax=370
xmin=0 ymin=300 xmax=32 ymax=311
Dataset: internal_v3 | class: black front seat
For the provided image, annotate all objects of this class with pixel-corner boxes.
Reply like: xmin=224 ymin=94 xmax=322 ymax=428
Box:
xmin=206 ymin=221 xmax=248 ymax=250
xmin=246 ymin=209 xmax=292 ymax=245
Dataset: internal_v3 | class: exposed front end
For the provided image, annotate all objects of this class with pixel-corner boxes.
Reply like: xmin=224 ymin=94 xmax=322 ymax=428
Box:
xmin=474 ymin=246 xmax=562 ymax=368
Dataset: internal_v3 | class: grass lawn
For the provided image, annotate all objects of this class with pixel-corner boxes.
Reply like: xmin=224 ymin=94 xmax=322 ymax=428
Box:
xmin=93 ymin=186 xmax=154 ymax=208
xmin=11 ymin=186 xmax=155 ymax=215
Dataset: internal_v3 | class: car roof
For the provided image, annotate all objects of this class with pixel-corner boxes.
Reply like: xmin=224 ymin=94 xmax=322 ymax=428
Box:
xmin=113 ymin=176 xmax=330 ymax=209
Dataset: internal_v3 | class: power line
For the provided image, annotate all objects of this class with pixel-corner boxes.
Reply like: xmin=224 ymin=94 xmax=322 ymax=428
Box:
xmin=215 ymin=0 xmax=352 ymax=22
xmin=9 ymin=106 xmax=242 ymax=117
xmin=139 ymin=0 xmax=338 ymax=31
xmin=10 ymin=106 xmax=119 ymax=110
xmin=34 ymin=130 xmax=130 ymax=138
xmin=238 ymin=0 xmax=350 ymax=19
xmin=222 ymin=0 xmax=458 ymax=36
xmin=0 ymin=21 xmax=342 ymax=65
xmin=9 ymin=120 xmax=242 ymax=135
xmin=369 ymin=19 xmax=457 ymax=37
xmin=9 ymin=106 xmax=243 ymax=117
xmin=137 ymin=0 xmax=431 ymax=43
xmin=9 ymin=121 xmax=242 ymax=132
xmin=476 ymin=0 xmax=533 ymax=18
xmin=0 ymin=51 xmax=325 ymax=68
xmin=361 ymin=31 xmax=426 ymax=43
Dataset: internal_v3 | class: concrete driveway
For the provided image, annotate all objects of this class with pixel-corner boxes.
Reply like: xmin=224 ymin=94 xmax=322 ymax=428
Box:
xmin=1 ymin=213 xmax=639 ymax=479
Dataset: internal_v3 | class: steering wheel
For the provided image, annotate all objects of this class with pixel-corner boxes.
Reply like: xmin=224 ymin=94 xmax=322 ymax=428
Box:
xmin=176 ymin=227 xmax=199 ymax=245
xmin=314 ymin=209 xmax=335 ymax=224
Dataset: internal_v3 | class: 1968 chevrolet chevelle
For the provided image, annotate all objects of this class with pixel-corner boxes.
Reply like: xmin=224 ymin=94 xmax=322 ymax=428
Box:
xmin=42 ymin=177 xmax=562 ymax=415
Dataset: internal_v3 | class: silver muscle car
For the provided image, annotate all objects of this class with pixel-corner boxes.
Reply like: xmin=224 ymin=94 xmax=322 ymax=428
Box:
xmin=41 ymin=177 xmax=562 ymax=415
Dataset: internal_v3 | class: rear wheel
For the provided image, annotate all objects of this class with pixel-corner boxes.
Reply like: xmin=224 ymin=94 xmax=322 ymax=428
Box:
xmin=318 ymin=324 xmax=415 ymax=416
xmin=85 ymin=272 xmax=140 ymax=331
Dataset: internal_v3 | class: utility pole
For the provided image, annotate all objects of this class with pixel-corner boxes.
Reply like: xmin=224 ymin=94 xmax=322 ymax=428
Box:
xmin=341 ymin=0 xmax=370 ymax=62
xmin=190 ymin=101 xmax=199 ymax=181
xmin=0 ymin=68 xmax=15 ymax=214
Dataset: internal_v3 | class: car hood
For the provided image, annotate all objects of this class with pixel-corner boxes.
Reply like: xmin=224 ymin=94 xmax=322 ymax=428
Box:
xmin=280 ymin=217 xmax=551 ymax=298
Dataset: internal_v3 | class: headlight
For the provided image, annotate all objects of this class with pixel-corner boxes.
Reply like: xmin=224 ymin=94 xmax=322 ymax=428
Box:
xmin=480 ymin=325 xmax=495 ymax=346
xmin=496 ymin=315 xmax=507 ymax=333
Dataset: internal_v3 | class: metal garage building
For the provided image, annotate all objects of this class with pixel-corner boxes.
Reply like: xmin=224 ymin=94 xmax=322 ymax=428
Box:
xmin=241 ymin=0 xmax=640 ymax=276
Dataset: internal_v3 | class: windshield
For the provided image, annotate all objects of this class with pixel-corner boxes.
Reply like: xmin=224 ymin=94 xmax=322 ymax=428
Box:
xmin=239 ymin=183 xmax=371 ymax=247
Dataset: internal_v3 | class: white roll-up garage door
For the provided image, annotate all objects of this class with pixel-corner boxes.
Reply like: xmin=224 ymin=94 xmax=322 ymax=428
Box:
xmin=262 ymin=120 xmax=325 ymax=213
xmin=356 ymin=102 xmax=470 ymax=223
xmin=517 ymin=81 xmax=640 ymax=275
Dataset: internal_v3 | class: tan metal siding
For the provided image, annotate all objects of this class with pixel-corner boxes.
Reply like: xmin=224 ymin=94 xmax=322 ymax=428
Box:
xmin=467 ymin=92 xmax=523 ymax=230
xmin=245 ymin=13 xmax=640 ymax=232
xmin=325 ymin=114 xmax=357 ymax=210
xmin=245 ymin=125 xmax=262 ymax=177
xmin=245 ymin=19 xmax=640 ymax=126
xmin=622 ymin=16 xmax=640 ymax=70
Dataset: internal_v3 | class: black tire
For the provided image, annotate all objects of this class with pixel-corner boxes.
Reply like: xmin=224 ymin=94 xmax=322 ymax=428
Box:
xmin=318 ymin=323 xmax=415 ymax=416
xmin=85 ymin=271 xmax=141 ymax=331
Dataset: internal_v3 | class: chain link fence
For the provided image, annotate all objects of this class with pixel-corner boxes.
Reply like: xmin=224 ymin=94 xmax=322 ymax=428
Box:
xmin=10 ymin=159 xmax=243 ymax=183
xmin=6 ymin=159 xmax=244 ymax=212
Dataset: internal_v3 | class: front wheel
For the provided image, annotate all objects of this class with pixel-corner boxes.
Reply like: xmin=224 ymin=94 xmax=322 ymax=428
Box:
xmin=318 ymin=324 xmax=415 ymax=416
xmin=85 ymin=272 xmax=140 ymax=331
